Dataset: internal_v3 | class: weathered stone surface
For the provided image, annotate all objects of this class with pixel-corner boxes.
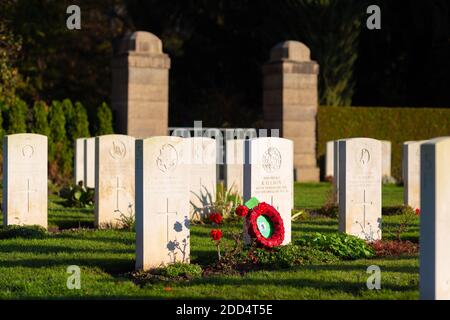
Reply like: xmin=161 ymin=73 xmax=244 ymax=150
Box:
xmin=135 ymin=136 xmax=190 ymax=271
xmin=118 ymin=31 xmax=163 ymax=55
xmin=187 ymin=137 xmax=216 ymax=220
xmin=293 ymin=154 xmax=317 ymax=167
xmin=294 ymin=167 xmax=320 ymax=182
xmin=338 ymin=138 xmax=382 ymax=241
xmin=74 ymin=138 xmax=85 ymax=185
xmin=325 ymin=141 xmax=334 ymax=178
xmin=112 ymin=31 xmax=170 ymax=138
xmin=282 ymin=121 xmax=316 ymax=138
xmin=333 ymin=139 xmax=345 ymax=204
xmin=381 ymin=140 xmax=392 ymax=177
xmin=244 ymin=138 xmax=293 ymax=245
xmin=270 ymin=41 xmax=311 ymax=61
xmin=3 ymin=134 xmax=48 ymax=228
xmin=263 ymin=41 xmax=319 ymax=182
xmin=403 ymin=141 xmax=425 ymax=210
xmin=84 ymin=137 xmax=96 ymax=188
xmin=420 ymin=137 xmax=450 ymax=300
xmin=95 ymin=135 xmax=136 ymax=228
xmin=225 ymin=139 xmax=244 ymax=196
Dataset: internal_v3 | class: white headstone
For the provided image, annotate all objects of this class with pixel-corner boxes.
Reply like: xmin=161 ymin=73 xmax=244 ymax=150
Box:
xmin=225 ymin=139 xmax=244 ymax=196
xmin=84 ymin=137 xmax=96 ymax=188
xmin=381 ymin=140 xmax=391 ymax=177
xmin=403 ymin=141 xmax=424 ymax=210
xmin=244 ymin=137 xmax=293 ymax=245
xmin=74 ymin=138 xmax=85 ymax=185
xmin=2 ymin=134 xmax=48 ymax=228
xmin=420 ymin=137 xmax=450 ymax=300
xmin=187 ymin=137 xmax=216 ymax=220
xmin=325 ymin=141 xmax=334 ymax=178
xmin=95 ymin=134 xmax=135 ymax=228
xmin=338 ymin=138 xmax=382 ymax=241
xmin=135 ymin=136 xmax=190 ymax=270
xmin=333 ymin=139 xmax=344 ymax=204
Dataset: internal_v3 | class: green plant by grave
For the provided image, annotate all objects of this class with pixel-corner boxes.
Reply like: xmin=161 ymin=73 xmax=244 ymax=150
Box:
xmin=213 ymin=182 xmax=243 ymax=221
xmin=251 ymin=244 xmax=338 ymax=269
xmin=387 ymin=206 xmax=419 ymax=241
xmin=59 ymin=183 xmax=94 ymax=208
xmin=117 ymin=209 xmax=135 ymax=232
xmin=299 ymin=232 xmax=375 ymax=260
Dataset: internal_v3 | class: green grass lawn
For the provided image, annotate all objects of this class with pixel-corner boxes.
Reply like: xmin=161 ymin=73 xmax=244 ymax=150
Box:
xmin=0 ymin=183 xmax=419 ymax=299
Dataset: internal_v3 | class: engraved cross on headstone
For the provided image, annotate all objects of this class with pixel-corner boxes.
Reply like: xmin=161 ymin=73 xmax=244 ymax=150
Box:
xmin=112 ymin=176 xmax=127 ymax=211
xmin=18 ymin=178 xmax=37 ymax=214
xmin=270 ymin=195 xmax=279 ymax=211
xmin=353 ymin=189 xmax=373 ymax=226
xmin=156 ymin=198 xmax=178 ymax=242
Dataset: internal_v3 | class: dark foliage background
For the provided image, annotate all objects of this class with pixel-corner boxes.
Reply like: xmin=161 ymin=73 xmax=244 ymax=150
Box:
xmin=317 ymin=106 xmax=450 ymax=181
xmin=1 ymin=0 xmax=449 ymax=129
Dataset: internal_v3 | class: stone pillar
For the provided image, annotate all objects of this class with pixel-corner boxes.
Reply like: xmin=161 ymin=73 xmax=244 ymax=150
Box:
xmin=112 ymin=31 xmax=170 ymax=138
xmin=263 ymin=41 xmax=320 ymax=182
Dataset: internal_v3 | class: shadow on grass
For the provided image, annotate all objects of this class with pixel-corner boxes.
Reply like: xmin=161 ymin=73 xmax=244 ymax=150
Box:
xmin=297 ymin=263 xmax=418 ymax=274
xmin=51 ymin=233 xmax=135 ymax=246
xmin=0 ymin=243 xmax=133 ymax=255
xmin=199 ymin=277 xmax=415 ymax=293
xmin=0 ymin=258 xmax=134 ymax=274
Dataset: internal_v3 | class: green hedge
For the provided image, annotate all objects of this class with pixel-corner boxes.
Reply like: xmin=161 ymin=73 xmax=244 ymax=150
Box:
xmin=317 ymin=106 xmax=450 ymax=181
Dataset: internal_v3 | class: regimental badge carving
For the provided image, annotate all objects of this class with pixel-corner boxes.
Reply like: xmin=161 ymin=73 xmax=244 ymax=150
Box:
xmin=358 ymin=148 xmax=371 ymax=166
xmin=157 ymin=144 xmax=178 ymax=173
xmin=22 ymin=145 xmax=34 ymax=158
xmin=109 ymin=141 xmax=127 ymax=160
xmin=262 ymin=147 xmax=282 ymax=173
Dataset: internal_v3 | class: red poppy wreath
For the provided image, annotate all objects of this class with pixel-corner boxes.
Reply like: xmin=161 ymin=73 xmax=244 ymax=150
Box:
xmin=237 ymin=198 xmax=285 ymax=248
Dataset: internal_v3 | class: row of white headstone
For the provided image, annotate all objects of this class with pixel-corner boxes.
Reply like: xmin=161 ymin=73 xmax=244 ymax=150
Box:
xmin=2 ymin=134 xmax=294 ymax=270
xmin=332 ymin=137 xmax=450 ymax=300
xmin=74 ymin=135 xmax=217 ymax=226
xmin=3 ymin=133 xmax=449 ymax=299
xmin=75 ymin=138 xmax=261 ymax=202
xmin=327 ymin=138 xmax=425 ymax=211
xmin=326 ymin=140 xmax=392 ymax=179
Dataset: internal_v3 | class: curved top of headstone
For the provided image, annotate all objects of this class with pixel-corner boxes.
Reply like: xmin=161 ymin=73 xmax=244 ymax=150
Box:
xmin=118 ymin=31 xmax=163 ymax=55
xmin=270 ymin=41 xmax=310 ymax=62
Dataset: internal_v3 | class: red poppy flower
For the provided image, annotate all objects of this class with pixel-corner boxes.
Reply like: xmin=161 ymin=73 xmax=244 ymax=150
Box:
xmin=415 ymin=208 xmax=420 ymax=216
xmin=235 ymin=205 xmax=249 ymax=217
xmin=209 ymin=212 xmax=223 ymax=224
xmin=210 ymin=229 xmax=223 ymax=241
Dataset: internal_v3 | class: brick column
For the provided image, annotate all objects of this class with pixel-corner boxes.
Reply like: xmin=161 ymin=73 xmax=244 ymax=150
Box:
xmin=263 ymin=41 xmax=320 ymax=182
xmin=112 ymin=31 xmax=170 ymax=138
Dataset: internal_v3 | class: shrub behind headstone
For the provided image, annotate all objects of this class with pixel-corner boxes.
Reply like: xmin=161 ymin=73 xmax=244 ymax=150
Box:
xmin=48 ymin=100 xmax=71 ymax=183
xmin=96 ymin=102 xmax=114 ymax=135
xmin=73 ymin=101 xmax=90 ymax=138
xmin=7 ymin=97 xmax=27 ymax=133
xmin=32 ymin=100 xmax=50 ymax=136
